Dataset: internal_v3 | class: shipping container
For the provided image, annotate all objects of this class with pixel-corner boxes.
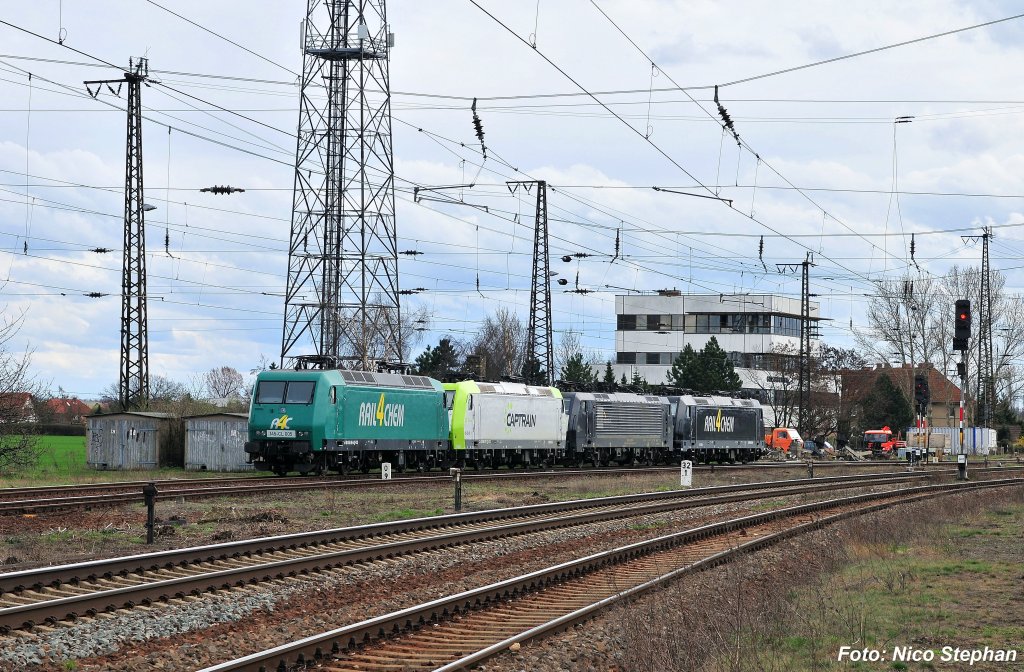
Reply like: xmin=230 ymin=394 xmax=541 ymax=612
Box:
xmin=184 ymin=412 xmax=252 ymax=472
xmin=86 ymin=412 xmax=178 ymax=469
xmin=906 ymin=426 xmax=996 ymax=455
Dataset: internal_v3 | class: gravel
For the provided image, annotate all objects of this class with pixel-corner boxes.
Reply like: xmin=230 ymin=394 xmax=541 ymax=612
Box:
xmin=0 ymin=483 xmax=926 ymax=671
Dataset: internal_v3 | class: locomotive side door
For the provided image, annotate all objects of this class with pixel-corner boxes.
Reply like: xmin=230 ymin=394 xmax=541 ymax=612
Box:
xmin=463 ymin=394 xmax=476 ymax=446
xmin=581 ymin=401 xmax=592 ymax=443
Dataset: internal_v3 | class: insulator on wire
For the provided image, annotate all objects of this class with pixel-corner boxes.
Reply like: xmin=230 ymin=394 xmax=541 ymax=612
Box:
xmin=471 ymin=98 xmax=486 ymax=159
xmin=200 ymin=185 xmax=245 ymax=195
xmin=714 ymin=85 xmax=740 ymax=145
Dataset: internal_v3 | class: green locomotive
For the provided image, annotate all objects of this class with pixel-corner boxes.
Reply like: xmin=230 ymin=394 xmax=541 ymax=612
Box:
xmin=245 ymin=369 xmax=449 ymax=474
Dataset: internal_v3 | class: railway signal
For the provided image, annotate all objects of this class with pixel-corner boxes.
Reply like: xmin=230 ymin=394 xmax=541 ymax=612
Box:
xmin=913 ymin=374 xmax=930 ymax=407
xmin=953 ymin=299 xmax=971 ymax=351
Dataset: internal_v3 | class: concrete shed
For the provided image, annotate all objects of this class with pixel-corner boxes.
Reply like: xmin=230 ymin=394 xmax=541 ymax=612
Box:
xmin=184 ymin=412 xmax=252 ymax=472
xmin=87 ymin=412 xmax=179 ymax=470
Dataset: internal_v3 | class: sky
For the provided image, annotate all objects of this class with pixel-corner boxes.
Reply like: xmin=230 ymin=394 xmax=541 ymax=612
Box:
xmin=3 ymin=1 xmax=1024 ymax=399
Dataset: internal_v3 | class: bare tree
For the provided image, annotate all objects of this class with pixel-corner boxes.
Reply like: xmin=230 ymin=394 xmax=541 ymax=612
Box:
xmin=861 ymin=266 xmax=1024 ymax=427
xmin=0 ymin=309 xmax=45 ymax=473
xmin=101 ymin=375 xmax=189 ymax=412
xmin=333 ymin=296 xmax=430 ymax=369
xmin=203 ymin=366 xmax=244 ymax=398
xmin=471 ymin=307 xmax=526 ymax=380
xmin=751 ymin=342 xmax=800 ymax=430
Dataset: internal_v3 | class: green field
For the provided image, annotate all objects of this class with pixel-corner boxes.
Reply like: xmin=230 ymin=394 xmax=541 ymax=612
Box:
xmin=29 ymin=435 xmax=86 ymax=475
xmin=0 ymin=435 xmax=230 ymax=486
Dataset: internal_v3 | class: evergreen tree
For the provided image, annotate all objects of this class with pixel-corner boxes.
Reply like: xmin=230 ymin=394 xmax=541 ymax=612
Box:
xmin=413 ymin=337 xmax=461 ymax=378
xmin=698 ymin=336 xmax=742 ymax=392
xmin=413 ymin=345 xmax=439 ymax=376
xmin=860 ymin=373 xmax=913 ymax=434
xmin=560 ymin=353 xmax=597 ymax=384
xmin=603 ymin=361 xmax=616 ymax=385
xmin=620 ymin=372 xmax=628 ymax=385
xmin=630 ymin=370 xmax=647 ymax=391
xmin=666 ymin=344 xmax=697 ymax=388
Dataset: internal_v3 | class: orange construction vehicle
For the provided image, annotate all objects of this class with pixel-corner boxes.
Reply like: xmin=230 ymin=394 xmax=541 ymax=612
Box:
xmin=863 ymin=426 xmax=906 ymax=458
xmin=765 ymin=427 xmax=803 ymax=454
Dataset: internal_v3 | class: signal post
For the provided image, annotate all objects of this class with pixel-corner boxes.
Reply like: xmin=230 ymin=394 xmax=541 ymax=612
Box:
xmin=953 ymin=300 xmax=971 ymax=472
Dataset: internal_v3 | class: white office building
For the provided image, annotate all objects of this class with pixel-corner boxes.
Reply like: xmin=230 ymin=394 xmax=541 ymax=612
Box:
xmin=609 ymin=291 xmax=820 ymax=396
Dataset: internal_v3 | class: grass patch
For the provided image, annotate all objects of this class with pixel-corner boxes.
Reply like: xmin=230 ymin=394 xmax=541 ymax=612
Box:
xmin=614 ymin=491 xmax=1024 ymax=672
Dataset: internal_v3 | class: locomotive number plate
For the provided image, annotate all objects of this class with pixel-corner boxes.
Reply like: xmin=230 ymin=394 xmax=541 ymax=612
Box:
xmin=267 ymin=430 xmax=296 ymax=438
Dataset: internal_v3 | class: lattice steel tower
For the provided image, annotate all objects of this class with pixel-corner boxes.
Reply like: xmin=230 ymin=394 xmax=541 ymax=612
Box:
xmin=976 ymin=227 xmax=995 ymax=428
xmin=797 ymin=253 xmax=815 ymax=438
xmin=281 ymin=0 xmax=400 ymax=370
xmin=87 ymin=58 xmax=151 ymax=409
xmin=516 ymin=180 xmax=553 ymax=386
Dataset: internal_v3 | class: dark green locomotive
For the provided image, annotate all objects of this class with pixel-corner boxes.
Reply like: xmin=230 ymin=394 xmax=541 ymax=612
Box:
xmin=245 ymin=369 xmax=449 ymax=474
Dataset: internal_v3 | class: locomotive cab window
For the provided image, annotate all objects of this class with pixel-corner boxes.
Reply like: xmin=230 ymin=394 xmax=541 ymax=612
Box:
xmin=467 ymin=394 xmax=473 ymax=410
xmin=256 ymin=381 xmax=286 ymax=404
xmin=285 ymin=381 xmax=316 ymax=404
xmin=329 ymin=386 xmax=337 ymax=404
xmin=443 ymin=391 xmax=455 ymax=410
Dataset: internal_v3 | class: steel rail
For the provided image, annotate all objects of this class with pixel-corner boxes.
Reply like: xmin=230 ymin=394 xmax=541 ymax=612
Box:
xmin=0 ymin=472 xmax=940 ymax=632
xmin=5 ymin=461 xmax=1015 ymax=515
xmin=196 ymin=477 xmax=1024 ymax=672
xmin=0 ymin=470 xmax=928 ymax=593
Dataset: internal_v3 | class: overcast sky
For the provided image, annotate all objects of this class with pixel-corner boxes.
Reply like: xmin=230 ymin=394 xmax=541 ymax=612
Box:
xmin=3 ymin=1 xmax=1024 ymax=398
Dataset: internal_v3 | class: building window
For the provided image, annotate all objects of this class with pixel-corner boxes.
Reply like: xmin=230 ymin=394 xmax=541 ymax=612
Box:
xmin=617 ymin=352 xmax=636 ymax=364
xmin=617 ymin=314 xmax=636 ymax=331
xmin=645 ymin=352 xmax=661 ymax=365
xmin=773 ymin=315 xmax=801 ymax=337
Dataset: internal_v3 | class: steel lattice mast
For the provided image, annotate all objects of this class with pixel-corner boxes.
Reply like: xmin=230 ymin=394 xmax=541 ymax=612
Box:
xmin=518 ymin=180 xmax=552 ymax=386
xmin=87 ymin=58 xmax=151 ymax=409
xmin=281 ymin=0 xmax=400 ymax=370
xmin=976 ymin=227 xmax=994 ymax=428
xmin=797 ymin=253 xmax=815 ymax=438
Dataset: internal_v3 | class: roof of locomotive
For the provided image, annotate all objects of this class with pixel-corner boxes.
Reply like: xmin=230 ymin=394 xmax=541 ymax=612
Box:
xmin=255 ymin=368 xmax=443 ymax=391
xmin=667 ymin=394 xmax=762 ymax=408
xmin=563 ymin=391 xmax=668 ymax=404
xmin=443 ymin=380 xmax=561 ymax=398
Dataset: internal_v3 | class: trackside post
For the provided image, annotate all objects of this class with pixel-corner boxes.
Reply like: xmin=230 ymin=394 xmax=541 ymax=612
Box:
xmin=450 ymin=467 xmax=462 ymax=511
xmin=143 ymin=482 xmax=157 ymax=544
xmin=680 ymin=460 xmax=692 ymax=488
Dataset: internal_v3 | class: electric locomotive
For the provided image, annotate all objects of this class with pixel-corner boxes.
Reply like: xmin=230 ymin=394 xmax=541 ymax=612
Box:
xmin=245 ymin=369 xmax=448 ymax=474
xmin=445 ymin=380 xmax=568 ymax=469
xmin=668 ymin=395 xmax=765 ymax=464
xmin=563 ymin=392 xmax=672 ymax=466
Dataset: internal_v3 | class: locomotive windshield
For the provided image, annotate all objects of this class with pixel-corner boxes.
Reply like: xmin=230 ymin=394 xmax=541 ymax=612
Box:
xmin=285 ymin=381 xmax=316 ymax=404
xmin=256 ymin=380 xmax=316 ymax=405
xmin=256 ymin=381 xmax=285 ymax=404
xmin=864 ymin=432 xmax=889 ymax=443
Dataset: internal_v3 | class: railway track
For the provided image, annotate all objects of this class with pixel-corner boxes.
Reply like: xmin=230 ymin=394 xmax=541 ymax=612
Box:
xmin=0 ymin=471 xmax=938 ymax=634
xmin=197 ymin=477 xmax=1024 ymax=672
xmin=1 ymin=460 xmax=1007 ymax=515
